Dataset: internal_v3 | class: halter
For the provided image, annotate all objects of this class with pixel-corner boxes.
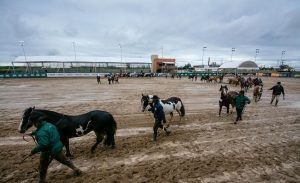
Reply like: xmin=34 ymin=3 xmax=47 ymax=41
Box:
xmin=21 ymin=108 xmax=35 ymax=132
xmin=141 ymin=95 xmax=155 ymax=112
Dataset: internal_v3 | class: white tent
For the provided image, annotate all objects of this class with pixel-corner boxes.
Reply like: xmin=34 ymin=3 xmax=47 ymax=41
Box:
xmin=219 ymin=61 xmax=259 ymax=70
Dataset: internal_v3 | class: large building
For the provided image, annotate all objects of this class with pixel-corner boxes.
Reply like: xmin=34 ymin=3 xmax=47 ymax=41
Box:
xmin=151 ymin=55 xmax=176 ymax=73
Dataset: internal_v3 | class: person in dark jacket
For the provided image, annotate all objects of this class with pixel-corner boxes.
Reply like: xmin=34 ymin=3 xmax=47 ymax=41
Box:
xmin=28 ymin=114 xmax=82 ymax=183
xmin=234 ymin=90 xmax=251 ymax=124
xmin=96 ymin=74 xmax=101 ymax=84
xmin=269 ymin=82 xmax=285 ymax=106
xmin=151 ymin=95 xmax=171 ymax=141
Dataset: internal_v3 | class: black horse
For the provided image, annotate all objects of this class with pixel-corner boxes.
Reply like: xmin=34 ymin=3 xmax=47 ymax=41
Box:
xmin=18 ymin=107 xmax=117 ymax=157
xmin=252 ymin=77 xmax=263 ymax=87
xmin=201 ymin=75 xmax=210 ymax=82
xmin=240 ymin=78 xmax=250 ymax=92
xmin=219 ymin=85 xmax=238 ymax=116
xmin=188 ymin=75 xmax=195 ymax=81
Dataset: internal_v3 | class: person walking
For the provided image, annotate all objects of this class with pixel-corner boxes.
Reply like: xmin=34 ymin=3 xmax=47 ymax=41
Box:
xmin=234 ymin=90 xmax=251 ymax=124
xmin=28 ymin=114 xmax=82 ymax=183
xmin=150 ymin=95 xmax=171 ymax=141
xmin=269 ymin=82 xmax=285 ymax=106
xmin=96 ymin=74 xmax=101 ymax=84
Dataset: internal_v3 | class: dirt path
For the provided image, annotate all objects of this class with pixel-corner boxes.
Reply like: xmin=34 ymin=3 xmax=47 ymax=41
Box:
xmin=0 ymin=77 xmax=299 ymax=182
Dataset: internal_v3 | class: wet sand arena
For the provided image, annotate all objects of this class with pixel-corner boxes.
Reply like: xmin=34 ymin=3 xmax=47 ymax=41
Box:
xmin=0 ymin=77 xmax=299 ymax=183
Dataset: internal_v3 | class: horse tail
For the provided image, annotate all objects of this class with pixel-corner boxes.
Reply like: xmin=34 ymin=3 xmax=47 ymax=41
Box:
xmin=105 ymin=114 xmax=117 ymax=147
xmin=111 ymin=115 xmax=117 ymax=134
xmin=180 ymin=101 xmax=185 ymax=117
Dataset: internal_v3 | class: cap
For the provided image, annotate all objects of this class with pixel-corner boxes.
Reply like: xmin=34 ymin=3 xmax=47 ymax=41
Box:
xmin=152 ymin=95 xmax=159 ymax=100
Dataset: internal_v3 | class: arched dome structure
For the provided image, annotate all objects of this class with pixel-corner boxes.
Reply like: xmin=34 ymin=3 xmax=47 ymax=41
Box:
xmin=219 ymin=61 xmax=259 ymax=70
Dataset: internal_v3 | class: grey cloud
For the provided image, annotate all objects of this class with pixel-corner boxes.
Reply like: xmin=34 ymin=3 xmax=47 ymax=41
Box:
xmin=7 ymin=14 xmax=38 ymax=39
xmin=0 ymin=0 xmax=299 ymax=66
xmin=64 ymin=25 xmax=78 ymax=37
xmin=47 ymin=49 xmax=60 ymax=56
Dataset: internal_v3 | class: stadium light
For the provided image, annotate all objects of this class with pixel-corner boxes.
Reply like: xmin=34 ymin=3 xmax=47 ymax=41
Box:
xmin=72 ymin=42 xmax=77 ymax=61
xmin=255 ymin=49 xmax=259 ymax=62
xmin=281 ymin=50 xmax=286 ymax=65
xmin=118 ymin=43 xmax=123 ymax=62
xmin=202 ymin=46 xmax=207 ymax=66
xmin=231 ymin=48 xmax=235 ymax=62
xmin=19 ymin=41 xmax=27 ymax=62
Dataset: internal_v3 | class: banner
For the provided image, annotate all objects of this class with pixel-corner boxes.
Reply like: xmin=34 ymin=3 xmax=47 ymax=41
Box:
xmin=0 ymin=73 xmax=47 ymax=78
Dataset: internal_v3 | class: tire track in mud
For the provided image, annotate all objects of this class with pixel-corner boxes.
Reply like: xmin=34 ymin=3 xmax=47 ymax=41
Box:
xmin=53 ymin=111 xmax=299 ymax=182
xmin=7 ymin=114 xmax=299 ymax=174
xmin=41 ymin=129 xmax=300 ymax=183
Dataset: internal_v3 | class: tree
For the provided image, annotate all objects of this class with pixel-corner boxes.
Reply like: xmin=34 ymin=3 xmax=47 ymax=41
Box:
xmin=182 ymin=63 xmax=192 ymax=70
xmin=279 ymin=64 xmax=293 ymax=71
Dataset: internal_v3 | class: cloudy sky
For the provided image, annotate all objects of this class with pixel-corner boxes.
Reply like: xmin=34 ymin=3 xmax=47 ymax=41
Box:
xmin=1 ymin=0 xmax=300 ymax=67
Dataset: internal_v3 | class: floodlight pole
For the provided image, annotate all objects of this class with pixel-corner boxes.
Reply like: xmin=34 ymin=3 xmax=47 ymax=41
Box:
xmin=119 ymin=44 xmax=122 ymax=62
xmin=202 ymin=47 xmax=207 ymax=66
xmin=19 ymin=41 xmax=27 ymax=62
xmin=281 ymin=50 xmax=285 ymax=65
xmin=119 ymin=44 xmax=124 ymax=72
xmin=231 ymin=48 xmax=235 ymax=62
xmin=72 ymin=42 xmax=77 ymax=61
xmin=255 ymin=49 xmax=259 ymax=62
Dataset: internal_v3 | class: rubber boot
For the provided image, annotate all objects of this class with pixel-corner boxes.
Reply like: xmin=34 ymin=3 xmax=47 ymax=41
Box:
xmin=153 ymin=133 xmax=157 ymax=141
xmin=38 ymin=173 xmax=46 ymax=183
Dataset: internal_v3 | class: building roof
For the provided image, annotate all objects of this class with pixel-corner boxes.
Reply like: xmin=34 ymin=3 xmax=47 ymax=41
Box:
xmin=14 ymin=56 xmax=150 ymax=63
xmin=219 ymin=61 xmax=259 ymax=70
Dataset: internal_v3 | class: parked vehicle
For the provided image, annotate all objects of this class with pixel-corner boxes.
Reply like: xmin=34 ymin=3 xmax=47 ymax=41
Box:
xmin=144 ymin=73 xmax=153 ymax=77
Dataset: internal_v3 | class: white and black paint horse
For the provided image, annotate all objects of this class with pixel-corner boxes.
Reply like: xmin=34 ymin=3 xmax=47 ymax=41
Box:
xmin=219 ymin=85 xmax=238 ymax=116
xmin=18 ymin=107 xmax=117 ymax=157
xmin=141 ymin=94 xmax=185 ymax=122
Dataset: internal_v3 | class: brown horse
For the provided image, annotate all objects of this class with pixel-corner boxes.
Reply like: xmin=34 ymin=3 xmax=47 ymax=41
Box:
xmin=219 ymin=85 xmax=238 ymax=116
xmin=253 ymin=85 xmax=263 ymax=102
xmin=209 ymin=76 xmax=219 ymax=83
xmin=228 ymin=77 xmax=241 ymax=86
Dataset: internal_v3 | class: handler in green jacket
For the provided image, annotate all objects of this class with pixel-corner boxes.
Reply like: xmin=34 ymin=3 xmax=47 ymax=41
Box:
xmin=234 ymin=90 xmax=251 ymax=124
xmin=29 ymin=114 xmax=82 ymax=183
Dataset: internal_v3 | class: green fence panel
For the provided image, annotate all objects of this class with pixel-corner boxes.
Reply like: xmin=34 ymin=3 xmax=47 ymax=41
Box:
xmin=0 ymin=73 xmax=47 ymax=78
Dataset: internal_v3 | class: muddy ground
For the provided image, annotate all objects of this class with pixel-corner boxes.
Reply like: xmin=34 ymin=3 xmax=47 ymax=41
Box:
xmin=0 ymin=76 xmax=299 ymax=183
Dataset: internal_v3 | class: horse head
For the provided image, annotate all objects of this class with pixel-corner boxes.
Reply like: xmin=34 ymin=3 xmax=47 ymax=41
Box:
xmin=219 ymin=85 xmax=228 ymax=93
xmin=219 ymin=85 xmax=229 ymax=99
xmin=141 ymin=94 xmax=154 ymax=112
xmin=18 ymin=106 xmax=35 ymax=133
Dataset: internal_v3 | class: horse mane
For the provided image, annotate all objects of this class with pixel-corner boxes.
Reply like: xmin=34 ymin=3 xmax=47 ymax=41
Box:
xmin=31 ymin=109 xmax=65 ymax=125
xmin=34 ymin=109 xmax=64 ymax=117
xmin=167 ymin=97 xmax=182 ymax=102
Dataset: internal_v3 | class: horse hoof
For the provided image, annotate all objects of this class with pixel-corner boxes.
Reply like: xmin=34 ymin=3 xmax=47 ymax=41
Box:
xmin=74 ymin=169 xmax=83 ymax=176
